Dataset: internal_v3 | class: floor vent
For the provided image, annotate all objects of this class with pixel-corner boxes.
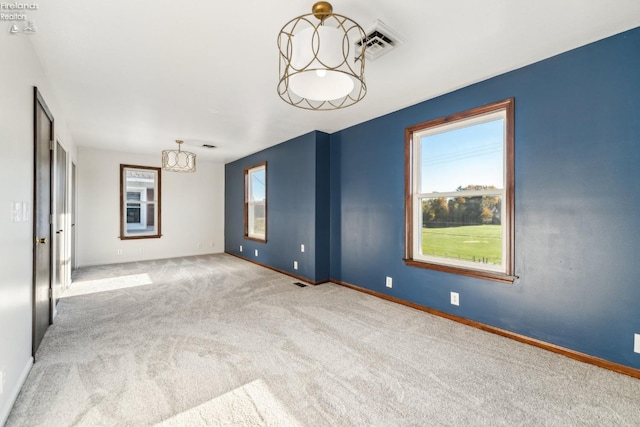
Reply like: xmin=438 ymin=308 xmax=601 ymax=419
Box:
xmin=293 ymin=282 xmax=307 ymax=288
xmin=357 ymin=20 xmax=405 ymax=61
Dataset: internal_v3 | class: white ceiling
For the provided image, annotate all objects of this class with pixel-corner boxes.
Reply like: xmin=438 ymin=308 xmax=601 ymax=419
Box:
xmin=29 ymin=0 xmax=640 ymax=163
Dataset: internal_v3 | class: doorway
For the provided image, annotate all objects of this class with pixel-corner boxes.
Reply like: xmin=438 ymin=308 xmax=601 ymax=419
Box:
xmin=71 ymin=162 xmax=77 ymax=272
xmin=54 ymin=141 xmax=68 ymax=305
xmin=33 ymin=88 xmax=54 ymax=357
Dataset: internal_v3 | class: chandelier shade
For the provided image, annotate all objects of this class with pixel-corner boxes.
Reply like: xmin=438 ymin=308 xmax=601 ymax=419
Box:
xmin=162 ymin=140 xmax=196 ymax=173
xmin=277 ymin=1 xmax=367 ymax=110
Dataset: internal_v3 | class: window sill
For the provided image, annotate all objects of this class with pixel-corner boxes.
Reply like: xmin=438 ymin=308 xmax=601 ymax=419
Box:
xmin=403 ymin=258 xmax=517 ymax=284
xmin=120 ymin=234 xmax=162 ymax=240
xmin=244 ymin=236 xmax=267 ymax=243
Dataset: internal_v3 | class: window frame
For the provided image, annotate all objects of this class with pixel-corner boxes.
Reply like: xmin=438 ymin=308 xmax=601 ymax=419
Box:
xmin=244 ymin=161 xmax=267 ymax=242
xmin=120 ymin=164 xmax=162 ymax=240
xmin=404 ymin=98 xmax=515 ymax=283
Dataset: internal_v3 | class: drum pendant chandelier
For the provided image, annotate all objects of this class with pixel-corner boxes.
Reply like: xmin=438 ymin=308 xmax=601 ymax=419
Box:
xmin=161 ymin=140 xmax=196 ymax=173
xmin=277 ymin=1 xmax=367 ymax=110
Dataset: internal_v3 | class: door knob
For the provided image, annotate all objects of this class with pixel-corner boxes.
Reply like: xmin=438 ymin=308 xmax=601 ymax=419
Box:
xmin=36 ymin=237 xmax=48 ymax=244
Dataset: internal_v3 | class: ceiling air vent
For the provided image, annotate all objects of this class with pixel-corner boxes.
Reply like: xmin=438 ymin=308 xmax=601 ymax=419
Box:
xmin=357 ymin=20 xmax=404 ymax=61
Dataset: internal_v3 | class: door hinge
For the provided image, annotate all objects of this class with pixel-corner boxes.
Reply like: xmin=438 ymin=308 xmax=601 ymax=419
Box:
xmin=49 ymin=288 xmax=52 ymax=299
xmin=50 ymin=214 xmax=53 ymax=224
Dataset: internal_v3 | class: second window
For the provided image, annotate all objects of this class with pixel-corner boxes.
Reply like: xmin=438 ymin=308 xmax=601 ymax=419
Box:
xmin=244 ymin=162 xmax=267 ymax=242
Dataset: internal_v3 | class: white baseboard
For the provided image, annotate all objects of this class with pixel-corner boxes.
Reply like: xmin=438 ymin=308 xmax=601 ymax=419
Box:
xmin=0 ymin=356 xmax=33 ymax=427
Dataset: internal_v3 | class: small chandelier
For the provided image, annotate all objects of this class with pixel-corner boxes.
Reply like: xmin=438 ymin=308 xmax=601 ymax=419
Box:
xmin=277 ymin=1 xmax=367 ymax=110
xmin=162 ymin=140 xmax=196 ymax=173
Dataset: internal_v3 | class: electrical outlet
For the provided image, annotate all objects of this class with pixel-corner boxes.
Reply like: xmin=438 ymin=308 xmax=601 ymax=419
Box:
xmin=210 ymin=242 xmax=215 ymax=247
xmin=240 ymin=245 xmax=243 ymax=252
xmin=301 ymin=244 xmax=305 ymax=252
xmin=385 ymin=276 xmax=392 ymax=288
xmin=117 ymin=249 xmax=122 ymax=256
xmin=635 ymin=334 xmax=640 ymax=354
xmin=197 ymin=243 xmax=202 ymax=249
xmin=294 ymin=261 xmax=298 ymax=270
xmin=450 ymin=292 xmax=460 ymax=306
xmin=254 ymin=249 xmax=258 ymax=257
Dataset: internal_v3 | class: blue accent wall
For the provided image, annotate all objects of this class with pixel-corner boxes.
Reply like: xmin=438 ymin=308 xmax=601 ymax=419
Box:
xmin=225 ymin=131 xmax=330 ymax=283
xmin=330 ymin=27 xmax=640 ymax=369
xmin=226 ymin=27 xmax=640 ymax=369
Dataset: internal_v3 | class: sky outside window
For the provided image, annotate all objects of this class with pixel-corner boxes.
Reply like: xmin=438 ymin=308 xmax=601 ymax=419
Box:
xmin=420 ymin=119 xmax=504 ymax=193
xmin=251 ymin=169 xmax=266 ymax=201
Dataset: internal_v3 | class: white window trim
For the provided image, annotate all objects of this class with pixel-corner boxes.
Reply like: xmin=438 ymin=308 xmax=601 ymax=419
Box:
xmin=411 ymin=110 xmax=507 ymax=273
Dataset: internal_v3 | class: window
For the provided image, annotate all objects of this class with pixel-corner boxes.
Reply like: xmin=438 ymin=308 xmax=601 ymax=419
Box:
xmin=244 ymin=162 xmax=267 ymax=242
xmin=120 ymin=164 xmax=161 ymax=239
xmin=405 ymin=98 xmax=515 ymax=282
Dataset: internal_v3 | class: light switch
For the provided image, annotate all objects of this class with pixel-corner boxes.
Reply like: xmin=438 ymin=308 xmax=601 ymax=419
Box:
xmin=11 ymin=201 xmax=27 ymax=222
xmin=11 ymin=202 xmax=21 ymax=222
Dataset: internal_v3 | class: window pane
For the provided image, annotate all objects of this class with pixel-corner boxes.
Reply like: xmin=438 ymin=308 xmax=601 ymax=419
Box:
xmin=250 ymin=169 xmax=265 ymax=203
xmin=126 ymin=170 xmax=157 ymax=201
xmin=125 ymin=203 xmax=155 ymax=235
xmin=127 ymin=192 xmax=141 ymax=201
xmin=126 ymin=204 xmax=141 ymax=223
xmin=421 ymin=196 xmax=502 ymax=266
xmin=420 ymin=118 xmax=504 ymax=193
xmin=250 ymin=201 xmax=265 ymax=237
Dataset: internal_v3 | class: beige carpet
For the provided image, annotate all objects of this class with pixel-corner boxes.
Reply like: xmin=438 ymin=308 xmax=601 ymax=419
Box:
xmin=6 ymin=253 xmax=640 ymax=426
xmin=156 ymin=380 xmax=300 ymax=427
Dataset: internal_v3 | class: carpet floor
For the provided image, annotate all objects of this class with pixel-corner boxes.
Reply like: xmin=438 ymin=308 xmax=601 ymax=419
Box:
xmin=6 ymin=253 xmax=640 ymax=426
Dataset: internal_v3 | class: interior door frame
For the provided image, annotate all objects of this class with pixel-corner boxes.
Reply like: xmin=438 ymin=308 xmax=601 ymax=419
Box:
xmin=53 ymin=139 xmax=69 ymax=316
xmin=71 ymin=161 xmax=77 ymax=272
xmin=33 ymin=87 xmax=54 ymax=357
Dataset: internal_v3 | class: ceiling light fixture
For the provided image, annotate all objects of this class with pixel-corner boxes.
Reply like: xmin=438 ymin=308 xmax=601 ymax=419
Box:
xmin=162 ymin=140 xmax=196 ymax=173
xmin=277 ymin=1 xmax=367 ymax=110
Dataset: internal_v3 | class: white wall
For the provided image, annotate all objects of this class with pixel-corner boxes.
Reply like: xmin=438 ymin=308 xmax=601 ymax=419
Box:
xmin=0 ymin=33 xmax=221 ymax=423
xmin=0 ymin=35 xmax=76 ymax=424
xmin=77 ymin=147 xmax=224 ymax=266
